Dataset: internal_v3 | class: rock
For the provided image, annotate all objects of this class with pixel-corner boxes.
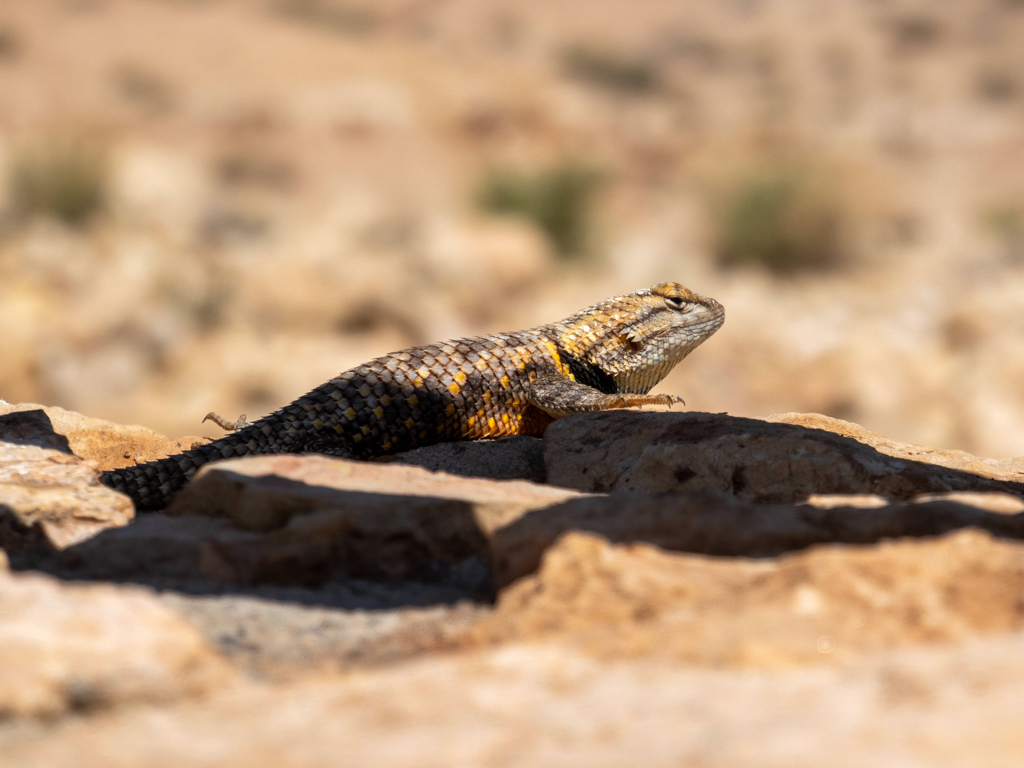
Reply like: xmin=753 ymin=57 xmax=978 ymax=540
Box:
xmin=474 ymin=529 xmax=1024 ymax=665
xmin=47 ymin=515 xmax=491 ymax=679
xmin=164 ymin=454 xmax=585 ymax=587
xmin=0 ymin=409 xmax=76 ymax=453
xmin=381 ymin=436 xmax=546 ymax=483
xmin=0 ymin=402 xmax=206 ymax=472
xmin=159 ymin=592 xmax=487 ymax=679
xmin=543 ymin=411 xmax=1024 ymax=500
xmin=5 ymin=634 xmax=1024 ymax=767
xmin=0 ymin=411 xmax=134 ymax=551
xmin=52 ymin=513 xmax=234 ymax=581
xmin=490 ymin=491 xmax=1024 ymax=588
xmin=910 ymin=491 xmax=1024 ymax=513
xmin=0 ymin=569 xmax=234 ymax=718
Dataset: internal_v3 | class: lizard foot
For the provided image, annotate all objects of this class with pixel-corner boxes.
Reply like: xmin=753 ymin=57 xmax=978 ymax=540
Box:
xmin=203 ymin=412 xmax=249 ymax=431
xmin=619 ymin=393 xmax=685 ymax=409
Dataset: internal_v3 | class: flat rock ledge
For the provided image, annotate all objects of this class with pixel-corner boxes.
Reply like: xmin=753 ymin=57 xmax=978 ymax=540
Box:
xmin=4 ymin=403 xmax=1024 ymax=766
xmin=544 ymin=410 xmax=1024 ymax=499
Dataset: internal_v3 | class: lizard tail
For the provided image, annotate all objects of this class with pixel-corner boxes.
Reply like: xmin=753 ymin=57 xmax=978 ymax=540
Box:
xmin=101 ymin=441 xmax=227 ymax=510
xmin=101 ymin=420 xmax=287 ymax=510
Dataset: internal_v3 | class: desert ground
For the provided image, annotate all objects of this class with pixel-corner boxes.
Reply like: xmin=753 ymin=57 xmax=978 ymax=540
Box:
xmin=2 ymin=0 xmax=1024 ymax=455
xmin=4 ymin=2 xmax=1024 ymax=766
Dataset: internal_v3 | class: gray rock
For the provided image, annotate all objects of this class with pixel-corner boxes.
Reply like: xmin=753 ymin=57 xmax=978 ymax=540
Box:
xmin=159 ymin=592 xmax=488 ymax=678
xmin=543 ymin=411 xmax=1024 ymax=501
xmin=382 ymin=436 xmax=545 ymax=483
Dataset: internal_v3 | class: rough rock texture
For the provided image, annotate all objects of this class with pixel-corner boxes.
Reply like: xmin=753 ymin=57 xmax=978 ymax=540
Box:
xmin=53 ymin=513 xmax=235 ymax=582
xmin=544 ymin=411 xmax=1024 ymax=500
xmin=0 ymin=402 xmax=206 ymax=472
xmin=490 ymin=490 xmax=1024 ymax=587
xmin=6 ymin=403 xmax=1024 ymax=765
xmin=4 ymin=635 xmax=1024 ymax=768
xmin=0 ymin=569 xmax=233 ymax=718
xmin=159 ymin=592 xmax=487 ymax=678
xmin=161 ymin=454 xmax=584 ymax=587
xmin=473 ymin=529 xmax=1024 ymax=664
xmin=382 ymin=436 xmax=546 ymax=483
xmin=0 ymin=411 xmax=134 ymax=550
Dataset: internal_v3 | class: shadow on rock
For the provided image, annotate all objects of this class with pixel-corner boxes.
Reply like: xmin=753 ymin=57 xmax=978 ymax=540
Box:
xmin=0 ymin=410 xmax=75 ymax=454
xmin=492 ymin=491 xmax=1024 ymax=588
xmin=18 ymin=452 xmax=583 ymax=608
xmin=543 ymin=411 xmax=1024 ymax=500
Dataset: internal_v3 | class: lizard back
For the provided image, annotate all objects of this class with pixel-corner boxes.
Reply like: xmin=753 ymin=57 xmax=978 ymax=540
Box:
xmin=104 ymin=329 xmax=569 ymax=508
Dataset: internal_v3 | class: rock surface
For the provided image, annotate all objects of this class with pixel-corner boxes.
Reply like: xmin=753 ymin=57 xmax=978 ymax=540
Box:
xmin=474 ymin=529 xmax=1024 ymax=664
xmin=0 ymin=568 xmax=233 ymax=718
xmin=544 ymin=411 xmax=1024 ymax=500
xmin=490 ymin=490 xmax=1024 ymax=587
xmin=159 ymin=591 xmax=486 ymax=678
xmin=3 ymin=635 xmax=1024 ymax=768
xmin=0 ymin=402 xmax=206 ymax=472
xmin=0 ymin=411 xmax=134 ymax=550
xmin=381 ymin=436 xmax=546 ymax=483
xmin=5 ymin=403 xmax=1024 ymax=766
xmin=163 ymin=454 xmax=583 ymax=587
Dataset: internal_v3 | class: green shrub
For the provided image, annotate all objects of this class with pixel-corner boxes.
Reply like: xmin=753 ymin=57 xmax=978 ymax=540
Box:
xmin=478 ymin=163 xmax=603 ymax=260
xmin=712 ymin=165 xmax=844 ymax=274
xmin=983 ymin=204 xmax=1024 ymax=260
xmin=561 ymin=45 xmax=659 ymax=94
xmin=9 ymin=139 xmax=108 ymax=225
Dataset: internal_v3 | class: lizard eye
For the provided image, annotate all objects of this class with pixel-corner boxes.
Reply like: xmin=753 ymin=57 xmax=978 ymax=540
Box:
xmin=664 ymin=295 xmax=685 ymax=310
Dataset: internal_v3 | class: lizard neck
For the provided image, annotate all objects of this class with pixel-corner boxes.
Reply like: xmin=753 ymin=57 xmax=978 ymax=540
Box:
xmin=552 ymin=344 xmax=621 ymax=395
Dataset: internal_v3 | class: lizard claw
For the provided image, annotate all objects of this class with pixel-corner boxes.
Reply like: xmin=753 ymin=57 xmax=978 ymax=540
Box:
xmin=203 ymin=412 xmax=249 ymax=431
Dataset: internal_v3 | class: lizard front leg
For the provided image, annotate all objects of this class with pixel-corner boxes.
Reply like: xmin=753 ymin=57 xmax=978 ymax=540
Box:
xmin=526 ymin=376 xmax=684 ymax=419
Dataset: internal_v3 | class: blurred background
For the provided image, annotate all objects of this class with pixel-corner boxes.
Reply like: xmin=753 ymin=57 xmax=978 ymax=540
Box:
xmin=2 ymin=0 xmax=1024 ymax=457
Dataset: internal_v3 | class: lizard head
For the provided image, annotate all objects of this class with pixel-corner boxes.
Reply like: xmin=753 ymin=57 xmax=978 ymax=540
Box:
xmin=555 ymin=281 xmax=725 ymax=394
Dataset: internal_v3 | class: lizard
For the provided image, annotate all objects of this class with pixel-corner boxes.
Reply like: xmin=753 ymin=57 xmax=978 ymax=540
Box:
xmin=102 ymin=282 xmax=725 ymax=509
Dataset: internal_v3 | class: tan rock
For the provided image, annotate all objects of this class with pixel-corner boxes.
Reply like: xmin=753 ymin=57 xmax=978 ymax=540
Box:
xmin=4 ymin=635 xmax=1024 ymax=767
xmin=490 ymin=491 xmax=1024 ymax=588
xmin=165 ymin=454 xmax=585 ymax=586
xmin=0 ymin=401 xmax=206 ymax=471
xmin=804 ymin=493 xmax=889 ymax=508
xmin=0 ymin=411 xmax=134 ymax=550
xmin=768 ymin=412 xmax=1024 ymax=478
xmin=543 ymin=411 xmax=1024 ymax=500
xmin=0 ymin=569 xmax=234 ymax=718
xmin=911 ymin=491 xmax=1024 ymax=514
xmin=474 ymin=529 xmax=1024 ymax=666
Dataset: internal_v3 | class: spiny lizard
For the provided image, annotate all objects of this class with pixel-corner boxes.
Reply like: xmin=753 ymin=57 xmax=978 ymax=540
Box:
xmin=102 ymin=282 xmax=725 ymax=509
